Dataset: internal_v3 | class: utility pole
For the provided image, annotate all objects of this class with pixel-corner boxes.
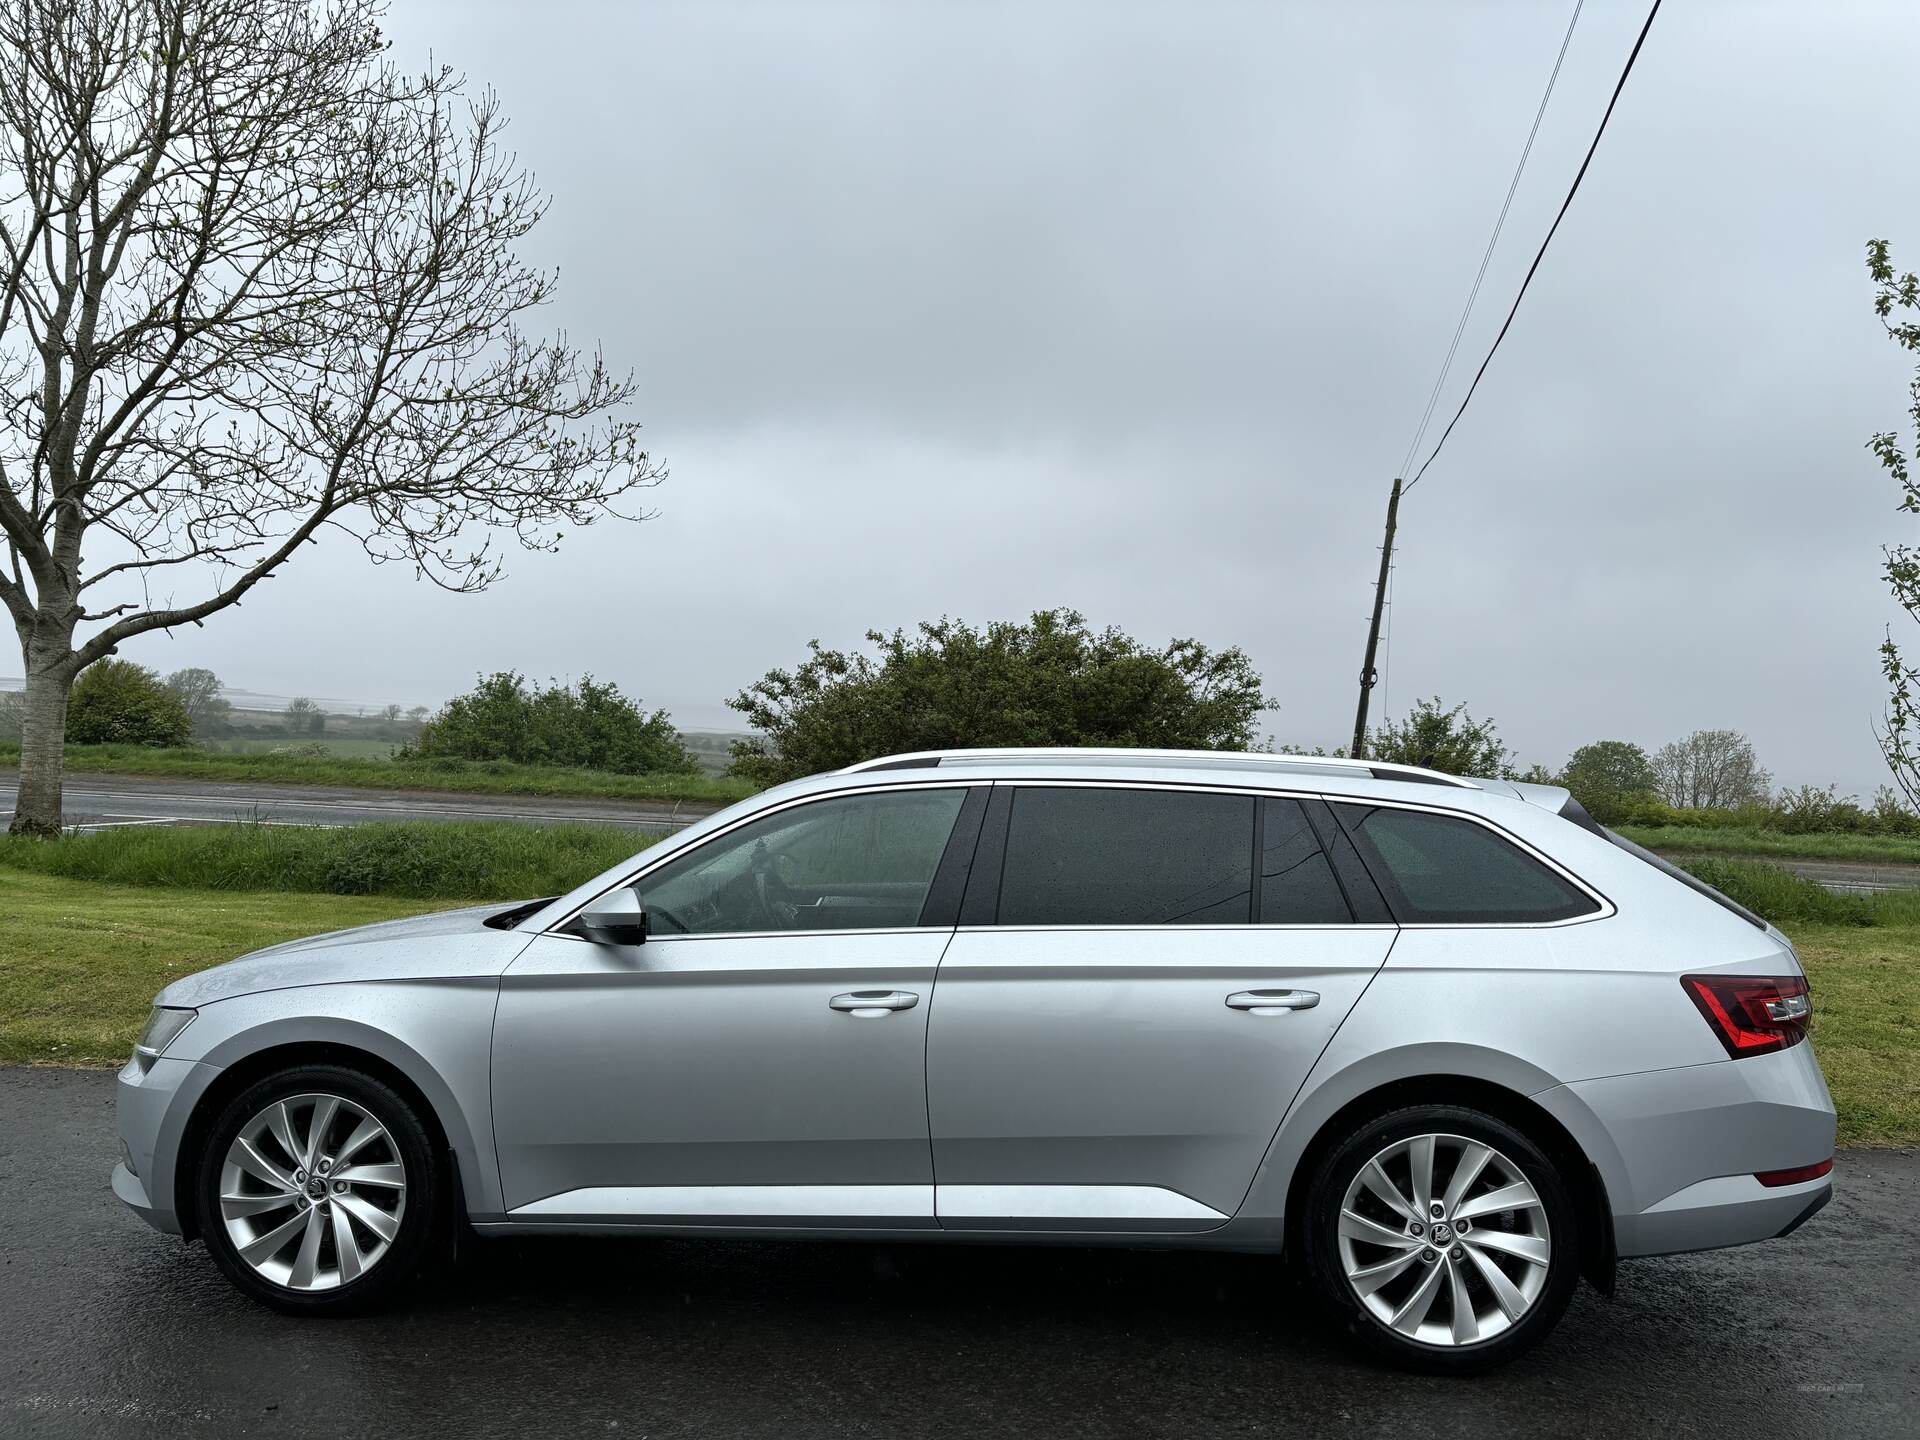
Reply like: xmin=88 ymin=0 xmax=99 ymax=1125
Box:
xmin=1350 ymin=475 xmax=1402 ymax=759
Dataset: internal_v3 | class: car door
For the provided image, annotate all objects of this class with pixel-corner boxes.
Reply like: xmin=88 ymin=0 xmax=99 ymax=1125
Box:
xmin=492 ymin=783 xmax=983 ymax=1229
xmin=926 ymin=784 xmax=1395 ymax=1230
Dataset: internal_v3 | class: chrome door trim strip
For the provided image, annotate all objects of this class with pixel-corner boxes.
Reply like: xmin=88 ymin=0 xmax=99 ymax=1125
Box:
xmin=508 ymin=1184 xmax=935 ymax=1221
xmin=935 ymin=1184 xmax=1228 ymax=1225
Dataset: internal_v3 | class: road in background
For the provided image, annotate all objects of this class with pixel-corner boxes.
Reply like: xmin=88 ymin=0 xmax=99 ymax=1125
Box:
xmin=0 ymin=770 xmax=721 ymax=834
xmin=0 ymin=1067 xmax=1913 ymax=1439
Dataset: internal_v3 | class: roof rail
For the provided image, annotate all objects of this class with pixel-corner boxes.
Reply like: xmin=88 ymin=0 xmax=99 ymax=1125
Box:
xmin=838 ymin=747 xmax=1478 ymax=788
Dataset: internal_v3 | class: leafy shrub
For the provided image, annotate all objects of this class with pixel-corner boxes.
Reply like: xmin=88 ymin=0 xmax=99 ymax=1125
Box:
xmin=414 ymin=672 xmax=697 ymax=775
xmin=65 ymin=659 xmax=192 ymax=747
xmin=1365 ymin=697 xmax=1512 ymax=778
xmin=1559 ymin=739 xmax=1658 ymax=823
xmin=0 ymin=820 xmax=651 ymax=900
xmin=728 ymin=609 xmax=1273 ymax=785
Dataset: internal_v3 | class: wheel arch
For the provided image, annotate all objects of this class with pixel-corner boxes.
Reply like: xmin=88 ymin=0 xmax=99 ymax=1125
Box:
xmin=174 ymin=1034 xmax=470 ymax=1242
xmin=1269 ymin=1067 xmax=1617 ymax=1296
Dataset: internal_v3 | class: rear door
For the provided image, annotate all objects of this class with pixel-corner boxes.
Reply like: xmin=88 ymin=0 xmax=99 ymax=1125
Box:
xmin=925 ymin=784 xmax=1396 ymax=1231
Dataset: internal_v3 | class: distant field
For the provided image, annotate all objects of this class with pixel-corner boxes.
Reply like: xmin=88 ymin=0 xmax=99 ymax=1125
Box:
xmin=0 ymin=743 xmax=757 ymax=806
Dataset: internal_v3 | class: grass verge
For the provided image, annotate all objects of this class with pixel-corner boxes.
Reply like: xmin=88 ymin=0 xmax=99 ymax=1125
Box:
xmin=1620 ymin=823 xmax=1920 ymax=865
xmin=0 ymin=742 xmax=757 ymax=807
xmin=0 ymin=820 xmax=652 ymax=900
xmin=0 ymin=871 xmax=453 ymax=1065
xmin=1793 ymin=923 xmax=1920 ymax=1146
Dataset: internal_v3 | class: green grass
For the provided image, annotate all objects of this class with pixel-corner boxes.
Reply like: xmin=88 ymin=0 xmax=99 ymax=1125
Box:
xmin=197 ymin=737 xmax=403 ymax=759
xmin=1791 ymin=923 xmax=1920 ymax=1146
xmin=0 ymin=871 xmax=454 ymax=1065
xmin=0 ymin=820 xmax=653 ymax=900
xmin=0 ymin=742 xmax=757 ymax=806
xmin=1621 ymin=823 xmax=1920 ymax=865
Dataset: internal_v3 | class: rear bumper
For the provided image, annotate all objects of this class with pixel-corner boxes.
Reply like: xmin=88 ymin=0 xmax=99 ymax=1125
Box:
xmin=1538 ymin=1042 xmax=1836 ymax=1259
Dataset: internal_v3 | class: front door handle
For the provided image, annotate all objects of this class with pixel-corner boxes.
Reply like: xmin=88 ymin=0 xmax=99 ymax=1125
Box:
xmin=1226 ymin=989 xmax=1320 ymax=1014
xmin=830 ymin=990 xmax=920 ymax=1016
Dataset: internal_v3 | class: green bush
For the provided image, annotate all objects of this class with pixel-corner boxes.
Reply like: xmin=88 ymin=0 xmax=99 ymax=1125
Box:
xmin=413 ymin=672 xmax=697 ymax=776
xmin=1675 ymin=857 xmax=1874 ymax=927
xmin=728 ymin=609 xmax=1273 ymax=785
xmin=0 ymin=820 xmax=653 ymax=900
xmin=65 ymin=659 xmax=192 ymax=747
xmin=1365 ymin=697 xmax=1512 ymax=778
xmin=1559 ymin=739 xmax=1658 ymax=823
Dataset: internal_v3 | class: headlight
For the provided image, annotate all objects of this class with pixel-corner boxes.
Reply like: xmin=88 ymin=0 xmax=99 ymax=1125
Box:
xmin=135 ymin=1006 xmax=196 ymax=1060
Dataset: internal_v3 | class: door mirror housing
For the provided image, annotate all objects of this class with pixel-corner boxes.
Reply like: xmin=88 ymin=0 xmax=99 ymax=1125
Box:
xmin=576 ymin=889 xmax=650 ymax=946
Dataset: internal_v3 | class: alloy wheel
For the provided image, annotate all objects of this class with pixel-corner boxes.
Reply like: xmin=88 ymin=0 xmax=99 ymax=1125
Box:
xmin=218 ymin=1092 xmax=408 ymax=1291
xmin=1336 ymin=1131 xmax=1551 ymax=1347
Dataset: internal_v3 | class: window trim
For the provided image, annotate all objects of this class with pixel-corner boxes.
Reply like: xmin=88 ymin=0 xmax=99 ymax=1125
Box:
xmin=952 ymin=779 xmax=1613 ymax=933
xmin=541 ymin=780 xmax=985 ymax=940
xmin=1326 ymin=795 xmax=1614 ymax=929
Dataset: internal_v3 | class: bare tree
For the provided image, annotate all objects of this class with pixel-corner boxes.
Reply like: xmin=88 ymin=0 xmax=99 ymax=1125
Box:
xmin=282 ymin=695 xmax=320 ymax=735
xmin=1650 ymin=729 xmax=1771 ymax=809
xmin=164 ymin=664 xmax=224 ymax=731
xmin=0 ymin=0 xmax=660 ymax=834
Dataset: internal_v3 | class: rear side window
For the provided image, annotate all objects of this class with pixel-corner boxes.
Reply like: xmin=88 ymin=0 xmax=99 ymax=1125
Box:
xmin=1332 ymin=804 xmax=1599 ymax=924
xmin=998 ymin=787 xmax=1253 ymax=925
xmin=1257 ymin=798 xmax=1358 ymax=923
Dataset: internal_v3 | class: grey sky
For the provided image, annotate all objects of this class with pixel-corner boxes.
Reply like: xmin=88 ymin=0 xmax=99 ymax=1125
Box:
xmin=124 ymin=0 xmax=1920 ymax=793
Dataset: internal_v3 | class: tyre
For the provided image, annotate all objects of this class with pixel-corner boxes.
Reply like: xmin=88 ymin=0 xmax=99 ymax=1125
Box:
xmin=1300 ymin=1104 xmax=1580 ymax=1374
xmin=195 ymin=1063 xmax=443 ymax=1315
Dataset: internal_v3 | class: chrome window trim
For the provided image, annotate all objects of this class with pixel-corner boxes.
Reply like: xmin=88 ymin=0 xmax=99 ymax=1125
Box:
xmin=980 ymin=777 xmax=1614 ymax=932
xmin=1311 ymin=791 xmax=1616 ymax=929
xmin=543 ymin=774 xmax=1615 ymax=940
xmin=541 ymin=779 xmax=979 ymax=936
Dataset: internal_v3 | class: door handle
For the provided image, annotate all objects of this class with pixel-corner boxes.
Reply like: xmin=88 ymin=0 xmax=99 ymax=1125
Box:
xmin=829 ymin=990 xmax=920 ymax=1016
xmin=1226 ymin=989 xmax=1320 ymax=1014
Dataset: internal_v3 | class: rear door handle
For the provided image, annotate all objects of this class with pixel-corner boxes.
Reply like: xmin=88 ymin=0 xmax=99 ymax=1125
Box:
xmin=1226 ymin=989 xmax=1320 ymax=1014
xmin=830 ymin=990 xmax=920 ymax=1016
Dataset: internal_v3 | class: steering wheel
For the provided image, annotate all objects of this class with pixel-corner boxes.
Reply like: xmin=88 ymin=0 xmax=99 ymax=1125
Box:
xmin=748 ymin=843 xmax=802 ymax=929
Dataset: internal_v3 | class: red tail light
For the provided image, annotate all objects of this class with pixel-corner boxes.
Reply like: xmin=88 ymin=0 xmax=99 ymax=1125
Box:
xmin=1681 ymin=974 xmax=1811 ymax=1057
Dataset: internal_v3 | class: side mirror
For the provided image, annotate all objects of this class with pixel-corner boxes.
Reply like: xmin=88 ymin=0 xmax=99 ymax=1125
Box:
xmin=576 ymin=888 xmax=650 ymax=946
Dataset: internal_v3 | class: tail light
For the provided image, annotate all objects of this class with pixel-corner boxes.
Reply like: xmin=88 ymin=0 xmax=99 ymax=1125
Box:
xmin=1681 ymin=974 xmax=1811 ymax=1057
xmin=1755 ymin=1158 xmax=1832 ymax=1188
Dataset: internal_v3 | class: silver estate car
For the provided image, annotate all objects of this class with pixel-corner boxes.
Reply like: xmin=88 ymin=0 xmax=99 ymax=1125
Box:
xmin=112 ymin=748 xmax=1836 ymax=1372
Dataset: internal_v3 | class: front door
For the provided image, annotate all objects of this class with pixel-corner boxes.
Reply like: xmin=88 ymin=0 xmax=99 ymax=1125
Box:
xmin=493 ymin=784 xmax=976 ymax=1229
xmin=926 ymin=786 xmax=1395 ymax=1230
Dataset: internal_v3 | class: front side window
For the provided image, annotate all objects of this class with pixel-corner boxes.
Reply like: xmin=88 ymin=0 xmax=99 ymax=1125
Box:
xmin=996 ymin=787 xmax=1253 ymax=926
xmin=1333 ymin=804 xmax=1599 ymax=924
xmin=629 ymin=787 xmax=967 ymax=935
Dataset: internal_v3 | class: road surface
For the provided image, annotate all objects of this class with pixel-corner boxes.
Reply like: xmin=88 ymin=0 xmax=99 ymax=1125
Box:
xmin=0 ymin=1067 xmax=1914 ymax=1439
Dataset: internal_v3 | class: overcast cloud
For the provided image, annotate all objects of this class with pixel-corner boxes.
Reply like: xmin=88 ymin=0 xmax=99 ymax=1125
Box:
xmin=117 ymin=0 xmax=1920 ymax=794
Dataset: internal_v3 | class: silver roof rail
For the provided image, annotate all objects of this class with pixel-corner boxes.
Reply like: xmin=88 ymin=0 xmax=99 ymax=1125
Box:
xmin=838 ymin=747 xmax=1479 ymax=789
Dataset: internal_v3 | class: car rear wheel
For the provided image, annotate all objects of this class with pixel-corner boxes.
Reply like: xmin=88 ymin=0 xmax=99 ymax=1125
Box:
xmin=1301 ymin=1104 xmax=1580 ymax=1373
xmin=195 ymin=1063 xmax=443 ymax=1315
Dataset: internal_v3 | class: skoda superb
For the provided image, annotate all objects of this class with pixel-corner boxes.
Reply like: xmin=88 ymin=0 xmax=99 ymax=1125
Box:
xmin=113 ymin=748 xmax=1835 ymax=1372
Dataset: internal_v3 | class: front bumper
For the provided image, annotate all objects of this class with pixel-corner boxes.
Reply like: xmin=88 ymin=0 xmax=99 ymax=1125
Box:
xmin=1541 ymin=1041 xmax=1837 ymax=1259
xmin=114 ymin=1053 xmax=220 ymax=1237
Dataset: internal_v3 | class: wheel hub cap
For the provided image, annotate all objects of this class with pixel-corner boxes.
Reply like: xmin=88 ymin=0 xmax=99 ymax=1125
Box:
xmin=1337 ymin=1132 xmax=1551 ymax=1348
xmin=218 ymin=1092 xmax=407 ymax=1292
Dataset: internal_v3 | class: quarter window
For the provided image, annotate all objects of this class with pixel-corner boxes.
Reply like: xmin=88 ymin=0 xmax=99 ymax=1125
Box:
xmin=628 ymin=787 xmax=967 ymax=935
xmin=1332 ymin=804 xmax=1598 ymax=924
xmin=997 ymin=787 xmax=1253 ymax=926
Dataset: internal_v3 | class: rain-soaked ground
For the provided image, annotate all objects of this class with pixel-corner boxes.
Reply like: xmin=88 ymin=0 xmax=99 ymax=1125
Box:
xmin=2 ymin=1066 xmax=1914 ymax=1439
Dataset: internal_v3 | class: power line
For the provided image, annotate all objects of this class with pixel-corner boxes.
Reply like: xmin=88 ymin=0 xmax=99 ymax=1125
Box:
xmin=1403 ymin=0 xmax=1663 ymax=495
xmin=1397 ymin=0 xmax=1585 ymax=481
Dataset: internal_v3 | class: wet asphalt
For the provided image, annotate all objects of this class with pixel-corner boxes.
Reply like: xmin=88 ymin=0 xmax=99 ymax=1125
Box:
xmin=1 ymin=1066 xmax=1915 ymax=1439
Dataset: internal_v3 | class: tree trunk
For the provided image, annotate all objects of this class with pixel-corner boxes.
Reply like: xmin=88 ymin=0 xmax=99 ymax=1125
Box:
xmin=10 ymin=655 xmax=76 ymax=837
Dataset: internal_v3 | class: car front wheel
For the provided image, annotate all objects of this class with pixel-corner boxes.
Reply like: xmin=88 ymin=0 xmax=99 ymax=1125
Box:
xmin=1301 ymin=1104 xmax=1580 ymax=1373
xmin=195 ymin=1063 xmax=442 ymax=1315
